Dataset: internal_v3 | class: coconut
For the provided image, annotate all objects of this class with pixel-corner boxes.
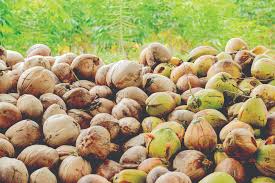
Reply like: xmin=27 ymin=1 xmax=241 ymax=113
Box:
xmin=153 ymin=121 xmax=185 ymax=141
xmin=170 ymin=62 xmax=195 ymax=83
xmin=143 ymin=73 xmax=176 ymax=93
xmin=67 ymin=109 xmax=92 ymax=129
xmin=44 ymin=56 xmax=56 ymax=67
xmin=0 ymin=94 xmax=17 ymax=105
xmin=153 ymin=63 xmax=174 ymax=77
xmin=113 ymin=169 xmax=147 ymax=183
xmin=187 ymin=46 xmax=218 ymax=62
xmin=5 ymin=119 xmax=41 ymax=149
xmin=17 ymin=94 xmax=43 ymax=119
xmin=251 ymin=45 xmax=268 ymax=55
xmin=76 ymin=126 xmax=119 ymax=159
xmin=39 ymin=93 xmax=66 ymax=110
xmin=89 ymin=85 xmax=112 ymax=99
xmin=23 ymin=55 xmax=51 ymax=71
xmin=51 ymin=63 xmax=77 ymax=83
xmin=58 ymin=155 xmax=92 ymax=183
xmin=119 ymin=117 xmax=141 ymax=136
xmin=56 ymin=145 xmax=77 ymax=161
xmin=0 ymin=102 xmax=22 ymax=129
xmin=17 ymin=145 xmax=59 ymax=170
xmin=43 ymin=114 xmax=80 ymax=147
xmin=71 ymin=54 xmax=103 ymax=80
xmin=95 ymin=64 xmax=114 ymax=85
xmin=0 ymin=157 xmax=29 ymax=183
xmin=199 ymin=172 xmax=236 ymax=183
xmin=238 ymin=77 xmax=261 ymax=95
xmin=251 ymin=176 xmax=275 ymax=183
xmin=146 ymin=166 xmax=169 ymax=183
xmin=120 ymin=146 xmax=147 ymax=168
xmin=193 ymin=55 xmax=217 ymax=77
xmin=207 ymin=60 xmax=242 ymax=79
xmin=5 ymin=50 xmax=24 ymax=67
xmin=116 ymin=86 xmax=148 ymax=107
xmin=155 ymin=172 xmax=192 ymax=183
xmin=78 ymin=174 xmax=110 ymax=183
xmin=250 ymin=84 xmax=275 ymax=109
xmin=0 ymin=71 xmax=12 ymax=93
xmin=96 ymin=160 xmax=123 ymax=181
xmin=89 ymin=98 xmax=115 ymax=116
xmin=30 ymin=167 xmax=57 ymax=183
xmin=251 ymin=58 xmax=275 ymax=80
xmin=63 ymin=87 xmax=93 ymax=109
xmin=27 ymin=44 xmax=51 ymax=57
xmin=90 ymin=113 xmax=120 ymax=139
xmin=106 ymin=60 xmax=143 ymax=89
xmin=55 ymin=52 xmax=77 ymax=65
xmin=216 ymin=52 xmax=233 ymax=61
xmin=112 ymin=98 xmax=142 ymax=120
xmin=71 ymin=80 xmax=96 ymax=90
xmin=0 ymin=138 xmax=15 ymax=158
xmin=138 ymin=158 xmax=167 ymax=173
xmin=123 ymin=133 xmax=146 ymax=152
xmin=17 ymin=66 xmax=56 ymax=97
xmin=0 ymin=46 xmax=7 ymax=61
xmin=142 ymin=117 xmax=164 ymax=133
xmin=225 ymin=38 xmax=248 ymax=53
xmin=54 ymin=83 xmax=71 ymax=97
xmin=176 ymin=74 xmax=202 ymax=92
xmin=255 ymin=144 xmax=275 ymax=178
xmin=167 ymin=109 xmax=195 ymax=127
xmin=42 ymin=104 xmax=67 ymax=124
xmin=181 ymin=87 xmax=203 ymax=104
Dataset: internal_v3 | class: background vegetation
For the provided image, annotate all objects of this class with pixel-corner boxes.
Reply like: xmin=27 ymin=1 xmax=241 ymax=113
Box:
xmin=0 ymin=0 xmax=274 ymax=62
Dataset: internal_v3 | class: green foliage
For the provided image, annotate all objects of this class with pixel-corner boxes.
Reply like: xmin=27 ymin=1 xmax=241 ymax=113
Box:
xmin=0 ymin=0 xmax=273 ymax=62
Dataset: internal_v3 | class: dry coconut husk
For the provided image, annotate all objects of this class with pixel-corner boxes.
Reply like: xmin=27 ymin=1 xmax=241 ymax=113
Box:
xmin=17 ymin=66 xmax=56 ymax=97
xmin=119 ymin=146 xmax=147 ymax=168
xmin=116 ymin=86 xmax=148 ymax=107
xmin=89 ymin=85 xmax=113 ymax=99
xmin=89 ymin=98 xmax=115 ymax=116
xmin=0 ymin=71 xmax=12 ymax=93
xmin=54 ymin=83 xmax=71 ymax=97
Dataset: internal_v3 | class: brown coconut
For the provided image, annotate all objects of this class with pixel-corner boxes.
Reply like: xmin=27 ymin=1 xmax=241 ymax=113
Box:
xmin=167 ymin=109 xmax=195 ymax=127
xmin=95 ymin=64 xmax=114 ymax=85
xmin=17 ymin=66 xmax=56 ymax=97
xmin=143 ymin=73 xmax=176 ymax=93
xmin=119 ymin=146 xmax=147 ymax=168
xmin=0 ymin=138 xmax=15 ymax=158
xmin=56 ymin=145 xmax=78 ymax=161
xmin=71 ymin=80 xmax=96 ymax=90
xmin=27 ymin=44 xmax=51 ymax=57
xmin=78 ymin=174 xmax=110 ymax=183
xmin=155 ymin=172 xmax=192 ymax=183
xmin=6 ymin=69 xmax=23 ymax=92
xmin=43 ymin=114 xmax=80 ymax=147
xmin=0 ymin=46 xmax=7 ymax=61
xmin=89 ymin=98 xmax=115 ymax=116
xmin=17 ymin=94 xmax=43 ymax=119
xmin=5 ymin=50 xmax=24 ymax=67
xmin=170 ymin=62 xmax=195 ymax=83
xmin=63 ymin=87 xmax=93 ymax=109
xmin=0 ymin=102 xmax=22 ymax=129
xmin=30 ymin=167 xmax=57 ymax=183
xmin=176 ymin=74 xmax=202 ymax=92
xmin=119 ymin=117 xmax=141 ymax=136
xmin=55 ymin=52 xmax=77 ymax=65
xmin=58 ymin=155 xmax=92 ymax=183
xmin=51 ymin=63 xmax=77 ymax=83
xmin=116 ymin=86 xmax=148 ymax=107
xmin=89 ymin=85 xmax=113 ymax=99
xmin=0 ymin=157 xmax=29 ymax=183
xmin=122 ymin=133 xmax=146 ymax=152
xmin=17 ymin=144 xmax=59 ymax=170
xmin=71 ymin=54 xmax=104 ymax=80
xmin=181 ymin=87 xmax=203 ymax=104
xmin=138 ymin=158 xmax=167 ymax=173
xmin=90 ymin=113 xmax=120 ymax=139
xmin=42 ymin=104 xmax=67 ymax=124
xmin=96 ymin=160 xmax=123 ymax=181
xmin=39 ymin=93 xmax=66 ymax=110
xmin=0 ymin=94 xmax=17 ymax=105
xmin=146 ymin=166 xmax=169 ymax=183
xmin=23 ymin=55 xmax=51 ymax=71
xmin=5 ymin=119 xmax=41 ymax=149
xmin=54 ymin=83 xmax=71 ymax=97
xmin=112 ymin=98 xmax=142 ymax=120
xmin=0 ymin=71 xmax=12 ymax=93
xmin=68 ymin=109 xmax=92 ymax=129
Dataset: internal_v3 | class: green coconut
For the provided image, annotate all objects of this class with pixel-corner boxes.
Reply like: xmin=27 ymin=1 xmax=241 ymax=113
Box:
xmin=113 ymin=169 xmax=147 ymax=183
xmin=255 ymin=144 xmax=275 ymax=178
xmin=142 ymin=117 xmax=164 ymax=133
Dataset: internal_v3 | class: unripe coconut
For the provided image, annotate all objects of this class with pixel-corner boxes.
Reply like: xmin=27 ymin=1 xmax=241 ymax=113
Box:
xmin=187 ymin=46 xmax=218 ymax=62
xmin=120 ymin=146 xmax=147 ymax=168
xmin=90 ymin=113 xmax=120 ymax=139
xmin=269 ymin=79 xmax=275 ymax=86
xmin=227 ymin=102 xmax=244 ymax=121
xmin=176 ymin=74 xmax=202 ymax=92
xmin=0 ymin=102 xmax=22 ymax=129
xmin=166 ymin=91 xmax=181 ymax=105
xmin=27 ymin=44 xmax=51 ymax=57
xmin=216 ymin=51 xmax=233 ymax=61
xmin=0 ymin=71 xmax=12 ymax=93
xmin=95 ymin=64 xmax=114 ymax=85
xmin=89 ymin=98 xmax=115 ymax=116
xmin=17 ymin=66 xmax=56 ymax=96
xmin=97 ymin=160 xmax=123 ymax=181
xmin=0 ymin=157 xmax=29 ymax=183
xmin=255 ymin=144 xmax=275 ymax=177
xmin=0 ymin=138 xmax=14 ymax=158
xmin=187 ymin=89 xmax=224 ymax=112
xmin=219 ymin=119 xmax=254 ymax=142
xmin=169 ymin=56 xmax=182 ymax=66
xmin=123 ymin=133 xmax=146 ymax=152
xmin=238 ymin=77 xmax=261 ymax=95
xmin=194 ymin=109 xmax=228 ymax=131
xmin=146 ymin=92 xmax=176 ymax=117
xmin=143 ymin=73 xmax=176 ymax=93
xmin=23 ymin=55 xmax=51 ymax=71
xmin=184 ymin=117 xmax=217 ymax=153
xmin=63 ymin=87 xmax=93 ymax=109
xmin=78 ymin=174 xmax=110 ymax=183
xmin=153 ymin=121 xmax=185 ymax=141
xmin=42 ymin=104 xmax=67 ymax=124
xmin=51 ymin=62 xmax=77 ymax=83
xmin=170 ymin=62 xmax=195 ymax=83
xmin=116 ymin=86 xmax=148 ymax=107
xmin=43 ymin=114 xmax=80 ymax=147
xmin=251 ymin=45 xmax=268 ymax=55
xmin=5 ymin=119 xmax=41 ymax=149
xmin=207 ymin=60 xmax=242 ymax=79
xmin=153 ymin=63 xmax=174 ymax=77
xmin=142 ymin=117 xmax=164 ymax=133
xmin=167 ymin=109 xmax=195 ymax=127
xmin=68 ymin=109 xmax=92 ymax=129
xmin=17 ymin=94 xmax=43 ymax=119
xmin=181 ymin=87 xmax=203 ymax=104
xmin=238 ymin=97 xmax=268 ymax=127
xmin=223 ymin=128 xmax=257 ymax=160
xmin=5 ymin=50 xmax=24 ymax=67
xmin=71 ymin=80 xmax=96 ymax=90
xmin=113 ymin=169 xmax=147 ymax=183
xmin=119 ymin=117 xmax=141 ymax=136
xmin=225 ymin=38 xmax=248 ymax=53
xmin=199 ymin=172 xmax=236 ymax=183
xmin=56 ymin=145 xmax=77 ymax=161
xmin=89 ymin=85 xmax=112 ymax=99
xmin=146 ymin=166 xmax=169 ymax=183
xmin=39 ymin=93 xmax=66 ymax=110
xmin=251 ymin=58 xmax=275 ymax=80
xmin=173 ymin=150 xmax=212 ymax=181
xmin=106 ymin=60 xmax=142 ymax=89
xmin=251 ymin=176 xmax=275 ymax=183
xmin=250 ymin=84 xmax=275 ymax=109
xmin=213 ymin=144 xmax=228 ymax=165
xmin=55 ymin=52 xmax=77 ymax=65
xmin=58 ymin=155 xmax=92 ymax=183
xmin=30 ymin=167 xmax=57 ymax=183
xmin=146 ymin=128 xmax=181 ymax=160
xmin=215 ymin=158 xmax=245 ymax=183
xmin=138 ymin=158 xmax=167 ymax=173
xmin=71 ymin=54 xmax=103 ymax=80
xmin=54 ymin=83 xmax=71 ymax=97
xmin=0 ymin=94 xmax=17 ymax=105
xmin=76 ymin=126 xmax=119 ymax=159
xmin=17 ymin=145 xmax=59 ymax=170
xmin=155 ymin=172 xmax=192 ymax=183
xmin=193 ymin=55 xmax=217 ymax=77
xmin=139 ymin=43 xmax=172 ymax=67
xmin=112 ymin=98 xmax=142 ymax=120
